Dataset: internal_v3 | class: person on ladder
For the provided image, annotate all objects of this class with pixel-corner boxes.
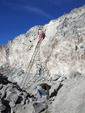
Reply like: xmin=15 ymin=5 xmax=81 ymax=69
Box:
xmin=38 ymin=29 xmax=45 ymax=43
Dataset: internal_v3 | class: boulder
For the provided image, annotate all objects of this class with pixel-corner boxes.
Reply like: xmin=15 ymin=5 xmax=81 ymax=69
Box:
xmin=33 ymin=101 xmax=48 ymax=113
xmin=0 ymin=99 xmax=6 ymax=112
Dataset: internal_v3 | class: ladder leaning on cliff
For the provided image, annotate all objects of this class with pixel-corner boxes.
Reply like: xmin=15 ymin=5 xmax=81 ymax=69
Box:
xmin=21 ymin=40 xmax=41 ymax=89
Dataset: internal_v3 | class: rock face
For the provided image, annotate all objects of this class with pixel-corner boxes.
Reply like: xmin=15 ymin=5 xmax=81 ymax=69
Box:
xmin=0 ymin=44 xmax=9 ymax=63
xmin=0 ymin=5 xmax=85 ymax=113
xmin=51 ymin=78 xmax=85 ymax=113
xmin=0 ymin=6 xmax=85 ymax=78
xmin=40 ymin=6 xmax=85 ymax=77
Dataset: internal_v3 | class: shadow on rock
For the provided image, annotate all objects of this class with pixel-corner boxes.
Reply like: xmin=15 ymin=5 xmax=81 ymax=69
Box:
xmin=50 ymin=84 xmax=63 ymax=98
xmin=2 ymin=100 xmax=11 ymax=113
xmin=0 ymin=73 xmax=11 ymax=85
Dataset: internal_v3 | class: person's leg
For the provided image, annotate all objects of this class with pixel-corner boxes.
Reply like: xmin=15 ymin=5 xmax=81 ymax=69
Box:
xmin=37 ymin=89 xmax=42 ymax=98
xmin=38 ymin=33 xmax=43 ymax=42
xmin=37 ymin=86 xmax=42 ymax=98
xmin=37 ymin=86 xmax=46 ymax=97
xmin=40 ymin=87 xmax=47 ymax=96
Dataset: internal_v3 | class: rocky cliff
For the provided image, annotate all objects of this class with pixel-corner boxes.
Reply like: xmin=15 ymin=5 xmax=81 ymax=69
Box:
xmin=0 ymin=6 xmax=85 ymax=78
xmin=0 ymin=5 xmax=85 ymax=113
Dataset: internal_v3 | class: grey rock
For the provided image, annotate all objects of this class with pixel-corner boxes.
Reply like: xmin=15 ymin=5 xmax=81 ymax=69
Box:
xmin=9 ymin=102 xmax=15 ymax=108
xmin=26 ymin=99 xmax=29 ymax=104
xmin=22 ymin=91 xmax=28 ymax=97
xmin=20 ymin=95 xmax=26 ymax=105
xmin=76 ymin=101 xmax=85 ymax=113
xmin=69 ymin=71 xmax=82 ymax=78
xmin=0 ymin=90 xmax=6 ymax=98
xmin=6 ymin=91 xmax=18 ymax=104
xmin=0 ymin=62 xmax=9 ymax=71
xmin=0 ymin=104 xmax=6 ymax=112
xmin=21 ymin=100 xmax=25 ymax=105
xmin=52 ymin=74 xmax=60 ymax=81
xmin=51 ymin=78 xmax=85 ymax=113
xmin=2 ymin=66 xmax=24 ymax=84
xmin=29 ymin=98 xmax=32 ymax=102
xmin=33 ymin=101 xmax=48 ymax=113
xmin=0 ymin=99 xmax=6 ymax=112
xmin=0 ymin=84 xmax=3 ymax=90
xmin=57 ymin=75 xmax=67 ymax=82
xmin=56 ymin=81 xmax=62 ymax=90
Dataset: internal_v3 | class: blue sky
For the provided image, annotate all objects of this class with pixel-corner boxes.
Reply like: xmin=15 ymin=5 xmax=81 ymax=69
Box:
xmin=0 ymin=0 xmax=85 ymax=45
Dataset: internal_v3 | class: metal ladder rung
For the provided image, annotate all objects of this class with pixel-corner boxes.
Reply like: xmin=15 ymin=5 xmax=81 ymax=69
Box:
xmin=21 ymin=42 xmax=40 ymax=88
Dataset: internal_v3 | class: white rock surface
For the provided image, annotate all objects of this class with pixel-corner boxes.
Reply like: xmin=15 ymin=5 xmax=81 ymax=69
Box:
xmin=0 ymin=6 xmax=85 ymax=78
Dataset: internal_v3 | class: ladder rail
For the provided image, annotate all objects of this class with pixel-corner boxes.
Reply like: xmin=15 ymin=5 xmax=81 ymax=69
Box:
xmin=22 ymin=50 xmax=38 ymax=87
xmin=26 ymin=42 xmax=39 ymax=72
xmin=21 ymin=42 xmax=40 ymax=87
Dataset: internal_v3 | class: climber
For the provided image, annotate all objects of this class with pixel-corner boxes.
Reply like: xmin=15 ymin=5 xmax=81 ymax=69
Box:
xmin=37 ymin=83 xmax=51 ymax=99
xmin=38 ymin=29 xmax=45 ymax=42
